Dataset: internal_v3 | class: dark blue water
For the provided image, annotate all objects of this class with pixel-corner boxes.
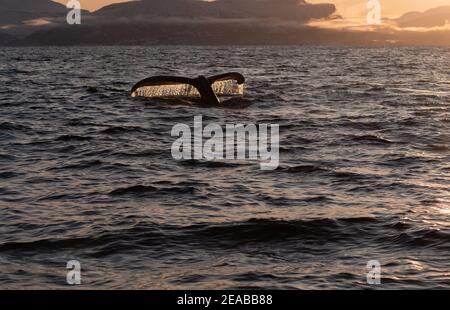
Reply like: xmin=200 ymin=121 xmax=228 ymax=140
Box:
xmin=0 ymin=46 xmax=449 ymax=289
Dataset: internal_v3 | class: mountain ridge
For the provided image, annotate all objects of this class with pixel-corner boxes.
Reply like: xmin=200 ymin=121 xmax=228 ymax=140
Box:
xmin=93 ymin=0 xmax=336 ymax=22
xmin=0 ymin=0 xmax=68 ymax=25
xmin=0 ymin=1 xmax=449 ymax=46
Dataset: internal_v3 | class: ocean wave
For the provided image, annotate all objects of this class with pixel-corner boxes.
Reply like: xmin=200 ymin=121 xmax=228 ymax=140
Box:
xmin=100 ymin=126 xmax=149 ymax=135
xmin=112 ymin=149 xmax=167 ymax=158
xmin=55 ymin=135 xmax=93 ymax=142
xmin=338 ymin=121 xmax=386 ymax=131
xmin=379 ymin=154 xmax=439 ymax=166
xmin=0 ymin=153 xmax=16 ymax=161
xmin=109 ymin=184 xmax=198 ymax=197
xmin=178 ymin=159 xmax=243 ymax=168
xmin=426 ymin=144 xmax=449 ymax=153
xmin=278 ymin=165 xmax=327 ymax=174
xmin=49 ymin=159 xmax=104 ymax=170
xmin=1 ymin=217 xmax=448 ymax=255
xmin=349 ymin=135 xmax=394 ymax=145
xmin=0 ymin=122 xmax=30 ymax=132
xmin=0 ymin=171 xmax=22 ymax=179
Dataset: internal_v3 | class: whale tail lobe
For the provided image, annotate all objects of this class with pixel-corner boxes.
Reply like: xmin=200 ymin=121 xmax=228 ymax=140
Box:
xmin=130 ymin=72 xmax=245 ymax=105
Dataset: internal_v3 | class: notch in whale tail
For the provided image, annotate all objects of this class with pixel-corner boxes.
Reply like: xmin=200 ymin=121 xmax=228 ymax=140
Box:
xmin=130 ymin=72 xmax=245 ymax=105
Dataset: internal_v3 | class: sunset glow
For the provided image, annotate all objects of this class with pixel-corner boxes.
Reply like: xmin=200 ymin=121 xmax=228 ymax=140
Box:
xmin=54 ymin=0 xmax=131 ymax=11
xmin=308 ymin=0 xmax=450 ymax=18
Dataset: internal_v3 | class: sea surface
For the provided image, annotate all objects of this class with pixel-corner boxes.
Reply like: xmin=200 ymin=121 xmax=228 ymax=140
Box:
xmin=0 ymin=46 xmax=449 ymax=289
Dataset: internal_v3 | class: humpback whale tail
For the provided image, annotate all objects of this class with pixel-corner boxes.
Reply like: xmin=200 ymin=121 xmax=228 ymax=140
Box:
xmin=130 ymin=72 xmax=245 ymax=106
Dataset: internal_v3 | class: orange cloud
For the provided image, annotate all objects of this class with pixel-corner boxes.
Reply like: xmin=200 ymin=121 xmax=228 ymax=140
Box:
xmin=308 ymin=0 xmax=450 ymax=19
xmin=53 ymin=0 xmax=132 ymax=12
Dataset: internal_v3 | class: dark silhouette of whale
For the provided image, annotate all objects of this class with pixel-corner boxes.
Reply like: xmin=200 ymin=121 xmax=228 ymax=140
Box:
xmin=130 ymin=72 xmax=245 ymax=106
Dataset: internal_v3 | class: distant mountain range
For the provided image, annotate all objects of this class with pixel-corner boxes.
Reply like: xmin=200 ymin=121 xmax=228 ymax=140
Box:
xmin=94 ymin=0 xmax=336 ymax=22
xmin=0 ymin=0 xmax=79 ymax=25
xmin=0 ymin=0 xmax=449 ymax=46
xmin=396 ymin=6 xmax=450 ymax=28
xmin=1 ymin=0 xmax=337 ymax=44
xmin=0 ymin=0 xmax=89 ymax=35
xmin=0 ymin=32 xmax=17 ymax=45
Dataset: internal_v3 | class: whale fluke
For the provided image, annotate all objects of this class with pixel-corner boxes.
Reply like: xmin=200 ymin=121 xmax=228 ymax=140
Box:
xmin=130 ymin=72 xmax=245 ymax=105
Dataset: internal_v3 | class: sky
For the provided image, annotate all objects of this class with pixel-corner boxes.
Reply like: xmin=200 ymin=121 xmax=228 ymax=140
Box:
xmin=55 ymin=0 xmax=450 ymax=14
